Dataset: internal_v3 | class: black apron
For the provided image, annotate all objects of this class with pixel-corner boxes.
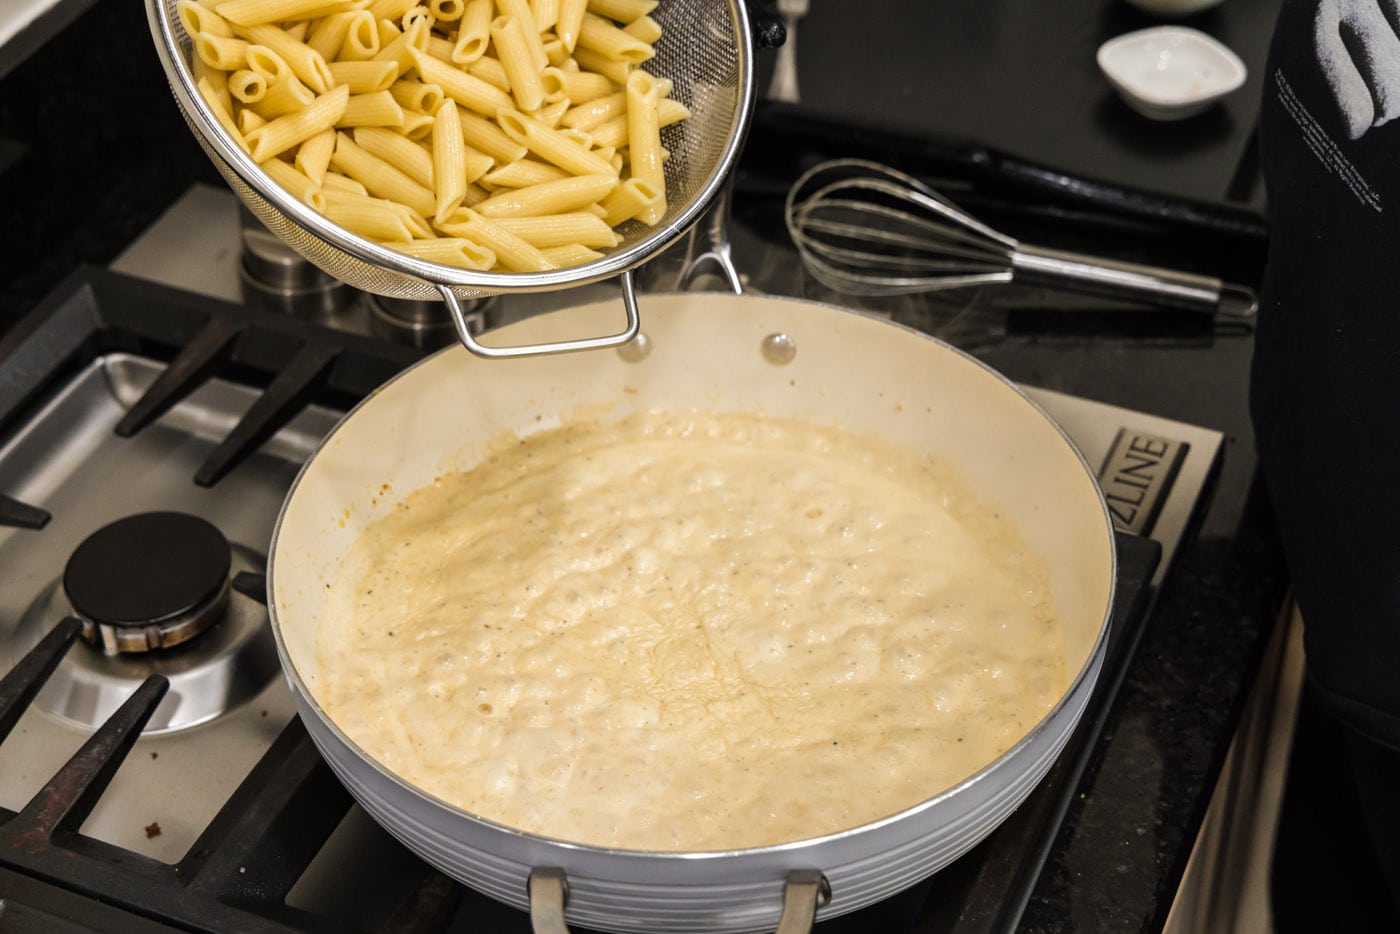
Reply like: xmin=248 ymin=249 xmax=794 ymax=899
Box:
xmin=1254 ymin=0 xmax=1400 ymax=751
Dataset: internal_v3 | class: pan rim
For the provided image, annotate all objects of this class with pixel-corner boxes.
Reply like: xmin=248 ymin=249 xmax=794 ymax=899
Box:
xmin=266 ymin=290 xmax=1119 ymax=862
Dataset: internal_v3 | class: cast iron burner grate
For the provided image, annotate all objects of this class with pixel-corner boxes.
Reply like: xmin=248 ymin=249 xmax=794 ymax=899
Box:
xmin=0 ymin=267 xmax=1161 ymax=933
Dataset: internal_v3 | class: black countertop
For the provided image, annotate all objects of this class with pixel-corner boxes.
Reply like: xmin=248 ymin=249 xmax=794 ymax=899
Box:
xmin=0 ymin=1 xmax=1289 ymax=931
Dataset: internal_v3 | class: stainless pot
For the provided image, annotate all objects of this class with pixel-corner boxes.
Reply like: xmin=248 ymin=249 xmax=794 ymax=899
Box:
xmin=267 ymin=292 xmax=1117 ymax=933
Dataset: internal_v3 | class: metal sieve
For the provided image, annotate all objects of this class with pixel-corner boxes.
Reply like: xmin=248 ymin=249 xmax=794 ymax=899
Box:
xmin=146 ymin=0 xmax=755 ymax=357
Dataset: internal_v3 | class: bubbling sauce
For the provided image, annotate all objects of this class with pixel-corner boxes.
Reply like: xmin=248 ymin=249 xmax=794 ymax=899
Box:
xmin=317 ymin=410 xmax=1067 ymax=850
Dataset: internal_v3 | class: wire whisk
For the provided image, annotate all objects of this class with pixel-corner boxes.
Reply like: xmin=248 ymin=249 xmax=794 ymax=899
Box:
xmin=784 ymin=159 xmax=1256 ymax=323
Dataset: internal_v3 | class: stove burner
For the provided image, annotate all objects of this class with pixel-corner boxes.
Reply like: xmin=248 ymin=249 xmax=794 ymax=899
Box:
xmin=64 ymin=512 xmax=233 ymax=654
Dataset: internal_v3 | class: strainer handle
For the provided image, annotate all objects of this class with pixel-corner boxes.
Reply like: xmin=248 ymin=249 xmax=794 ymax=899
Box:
xmin=439 ymin=272 xmax=642 ymax=358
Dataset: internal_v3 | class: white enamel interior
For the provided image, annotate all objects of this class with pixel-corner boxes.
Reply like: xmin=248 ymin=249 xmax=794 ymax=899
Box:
xmin=268 ymin=292 xmax=1116 ymax=932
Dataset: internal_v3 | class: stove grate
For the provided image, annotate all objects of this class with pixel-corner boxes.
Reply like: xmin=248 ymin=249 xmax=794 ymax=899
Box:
xmin=0 ymin=266 xmax=1166 ymax=933
xmin=0 ymin=267 xmax=423 ymax=493
xmin=0 ymin=616 xmax=461 ymax=934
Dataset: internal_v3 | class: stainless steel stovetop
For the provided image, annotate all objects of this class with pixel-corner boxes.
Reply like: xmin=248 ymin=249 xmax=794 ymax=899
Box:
xmin=0 ymin=183 xmax=1223 ymax=932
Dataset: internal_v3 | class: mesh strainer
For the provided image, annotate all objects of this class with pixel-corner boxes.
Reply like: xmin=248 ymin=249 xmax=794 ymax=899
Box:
xmin=145 ymin=0 xmax=755 ymax=357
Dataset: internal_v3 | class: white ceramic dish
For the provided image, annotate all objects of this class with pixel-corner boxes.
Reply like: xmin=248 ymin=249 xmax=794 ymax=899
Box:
xmin=1097 ymin=26 xmax=1246 ymax=121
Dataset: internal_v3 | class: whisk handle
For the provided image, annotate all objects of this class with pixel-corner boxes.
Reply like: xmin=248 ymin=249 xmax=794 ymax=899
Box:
xmin=1011 ymin=244 xmax=1257 ymax=323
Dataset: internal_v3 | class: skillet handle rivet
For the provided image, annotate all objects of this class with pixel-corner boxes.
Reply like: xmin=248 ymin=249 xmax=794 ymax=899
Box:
xmin=762 ymin=333 xmax=796 ymax=365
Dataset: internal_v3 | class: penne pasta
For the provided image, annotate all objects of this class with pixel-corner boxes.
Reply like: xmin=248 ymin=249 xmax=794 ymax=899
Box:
xmin=467 ymin=55 xmax=510 ymax=92
xmin=367 ymin=0 xmax=415 ymax=18
xmin=230 ymin=23 xmax=334 ymax=92
xmin=428 ymin=0 xmax=465 ymax=21
xmin=251 ymin=72 xmax=316 ymax=118
xmin=340 ymin=11 xmax=380 ymax=58
xmin=354 ymin=125 xmax=434 ymax=186
xmin=196 ymin=33 xmax=250 ymax=70
xmin=401 ymin=5 xmax=432 ymax=31
xmin=570 ymin=45 xmax=630 ymax=85
xmin=410 ymin=49 xmax=512 ymax=117
xmin=295 ymin=127 xmax=338 ymax=183
xmin=475 ymin=172 xmax=617 ymax=217
xmin=305 ymin=11 xmax=356 ymax=60
xmin=624 ymin=68 xmax=663 ymax=224
xmin=323 ymin=187 xmax=421 ymax=240
xmin=541 ymin=35 xmax=572 ymax=67
xmin=328 ymin=59 xmax=399 ymax=93
xmin=534 ymin=0 xmax=560 ymax=31
xmin=342 ymin=90 xmax=406 ymax=127
xmin=228 ymin=69 xmax=267 ymax=103
xmin=598 ymin=175 xmax=659 ymax=226
xmin=542 ymin=66 xmax=614 ymax=104
xmin=188 ymin=0 xmax=686 ymax=271
xmin=451 ymin=0 xmax=492 ymax=62
xmin=541 ymin=243 xmax=603 ymax=266
xmin=245 ymin=84 xmax=350 ymax=161
xmin=399 ymin=110 xmax=435 ymax=139
xmin=557 ymin=0 xmax=586 ymax=51
xmin=436 ymin=209 xmax=557 ymax=271
xmin=371 ymin=15 xmax=429 ymax=72
xmin=322 ymin=172 xmax=369 ymax=195
xmin=388 ymin=79 xmax=445 ymax=114
xmin=179 ymin=0 xmax=233 ymax=38
xmin=193 ymin=54 xmax=234 ymax=111
xmin=461 ymin=182 xmax=490 ymax=207
xmin=537 ymin=98 xmax=570 ymax=127
xmin=496 ymin=108 xmax=617 ymax=178
xmin=495 ymin=0 xmax=549 ymax=70
xmin=491 ymin=15 xmax=547 ymax=113
xmin=377 ymin=18 xmax=402 ymax=44
xmin=493 ymin=212 xmax=621 ymax=249
xmin=216 ymin=0 xmax=355 ymax=28
xmin=425 ymin=35 xmax=457 ymax=64
xmin=329 ymin=129 xmax=437 ymax=217
xmin=480 ymin=158 xmax=570 ymax=187
xmin=388 ymin=237 xmax=496 ymax=269
xmin=587 ymin=114 xmax=626 ymax=150
xmin=561 ymin=90 xmax=623 ymax=131
xmin=245 ymin=44 xmax=289 ymax=83
xmin=657 ymin=96 xmax=690 ymax=128
xmin=259 ymin=156 xmax=326 ymax=211
xmin=584 ymin=0 xmax=655 ymax=23
xmin=622 ymin=14 xmax=659 ymax=44
xmin=577 ymin=13 xmax=653 ymax=64
xmin=198 ymin=75 xmax=251 ymax=151
xmin=432 ymin=101 xmax=468 ymax=220
xmin=238 ymin=107 xmax=268 ymax=134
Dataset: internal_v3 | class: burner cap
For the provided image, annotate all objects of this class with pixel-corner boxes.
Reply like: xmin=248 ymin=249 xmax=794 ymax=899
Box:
xmin=65 ymin=512 xmax=232 ymax=653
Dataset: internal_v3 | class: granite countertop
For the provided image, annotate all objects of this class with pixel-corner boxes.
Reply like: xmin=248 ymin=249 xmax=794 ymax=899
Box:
xmin=0 ymin=1 xmax=1290 ymax=931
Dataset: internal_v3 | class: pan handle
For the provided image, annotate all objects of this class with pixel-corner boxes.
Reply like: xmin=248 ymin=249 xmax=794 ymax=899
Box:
xmin=528 ymin=868 xmax=570 ymax=934
xmin=524 ymin=867 xmax=832 ymax=934
xmin=775 ymin=870 xmax=833 ymax=934
xmin=438 ymin=273 xmax=642 ymax=359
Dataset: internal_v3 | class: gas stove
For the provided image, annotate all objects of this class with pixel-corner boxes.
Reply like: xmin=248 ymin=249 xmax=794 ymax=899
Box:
xmin=0 ymin=181 xmax=1223 ymax=932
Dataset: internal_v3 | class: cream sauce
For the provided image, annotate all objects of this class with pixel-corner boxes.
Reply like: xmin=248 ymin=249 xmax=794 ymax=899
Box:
xmin=317 ymin=410 xmax=1067 ymax=851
